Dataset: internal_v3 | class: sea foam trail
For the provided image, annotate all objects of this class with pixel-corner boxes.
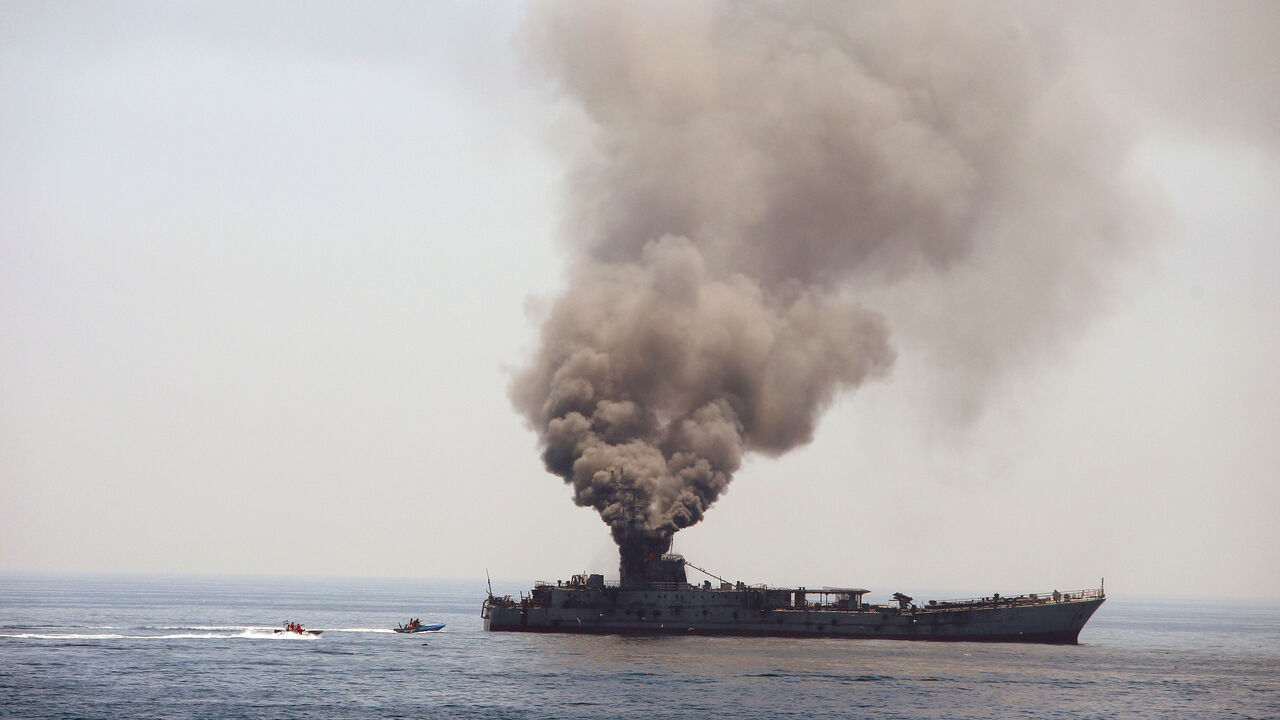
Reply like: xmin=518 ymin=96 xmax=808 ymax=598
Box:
xmin=152 ymin=625 xmax=400 ymax=633
xmin=154 ymin=625 xmax=277 ymax=632
xmin=0 ymin=626 xmax=401 ymax=639
xmin=0 ymin=625 xmax=117 ymax=630
xmin=1 ymin=633 xmax=225 ymax=640
xmin=0 ymin=631 xmax=319 ymax=640
xmin=2 ymin=633 xmax=131 ymax=640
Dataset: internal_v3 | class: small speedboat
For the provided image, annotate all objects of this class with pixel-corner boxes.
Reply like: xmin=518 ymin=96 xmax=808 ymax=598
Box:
xmin=394 ymin=619 xmax=444 ymax=633
xmin=275 ymin=622 xmax=322 ymax=636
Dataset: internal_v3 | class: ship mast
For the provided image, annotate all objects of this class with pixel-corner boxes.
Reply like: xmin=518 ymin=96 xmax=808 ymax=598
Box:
xmin=611 ymin=468 xmax=676 ymax=586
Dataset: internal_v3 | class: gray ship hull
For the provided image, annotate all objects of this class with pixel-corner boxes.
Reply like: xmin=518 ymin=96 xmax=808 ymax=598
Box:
xmin=484 ymin=576 xmax=1105 ymax=643
xmin=483 ymin=597 xmax=1105 ymax=640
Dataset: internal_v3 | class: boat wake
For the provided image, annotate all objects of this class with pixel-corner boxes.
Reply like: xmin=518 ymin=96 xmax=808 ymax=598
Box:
xmin=155 ymin=625 xmax=278 ymax=632
xmin=2 ymin=632 xmax=236 ymax=640
xmin=1 ymin=624 xmax=408 ymax=640
xmin=0 ymin=627 xmax=318 ymax=640
xmin=0 ymin=624 xmax=117 ymax=630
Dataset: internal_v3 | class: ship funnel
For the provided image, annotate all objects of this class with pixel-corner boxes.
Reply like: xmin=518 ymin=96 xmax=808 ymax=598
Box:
xmin=618 ymin=533 xmax=686 ymax=587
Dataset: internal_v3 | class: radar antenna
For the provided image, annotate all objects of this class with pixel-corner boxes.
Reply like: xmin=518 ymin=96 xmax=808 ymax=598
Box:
xmin=611 ymin=468 xmax=649 ymax=531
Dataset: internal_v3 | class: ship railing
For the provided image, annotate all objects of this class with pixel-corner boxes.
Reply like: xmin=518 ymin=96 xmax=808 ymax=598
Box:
xmin=608 ymin=581 xmax=776 ymax=591
xmin=925 ymin=586 xmax=1105 ymax=609
xmin=618 ymin=581 xmax=695 ymax=591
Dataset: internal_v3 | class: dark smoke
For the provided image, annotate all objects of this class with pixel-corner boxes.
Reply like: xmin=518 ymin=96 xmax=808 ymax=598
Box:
xmin=511 ymin=237 xmax=893 ymax=545
xmin=511 ymin=1 xmax=1151 ymax=549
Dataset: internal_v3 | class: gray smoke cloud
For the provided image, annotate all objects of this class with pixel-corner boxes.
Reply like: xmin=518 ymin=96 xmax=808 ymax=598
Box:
xmin=511 ymin=1 xmax=1154 ymax=544
xmin=512 ymin=236 xmax=893 ymax=543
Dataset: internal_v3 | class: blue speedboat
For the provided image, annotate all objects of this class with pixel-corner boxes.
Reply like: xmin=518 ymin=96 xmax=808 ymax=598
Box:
xmin=394 ymin=619 xmax=444 ymax=633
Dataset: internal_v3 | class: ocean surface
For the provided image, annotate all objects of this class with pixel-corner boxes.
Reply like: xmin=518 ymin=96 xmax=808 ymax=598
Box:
xmin=1 ymin=574 xmax=1276 ymax=719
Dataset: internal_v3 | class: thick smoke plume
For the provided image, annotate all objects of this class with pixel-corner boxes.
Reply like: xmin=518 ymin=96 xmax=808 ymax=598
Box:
xmin=512 ymin=237 xmax=892 ymax=546
xmin=511 ymin=1 xmax=1150 ymax=549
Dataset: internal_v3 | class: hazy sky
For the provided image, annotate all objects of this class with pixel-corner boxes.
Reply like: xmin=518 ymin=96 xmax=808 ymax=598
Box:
xmin=2 ymin=1 xmax=1277 ymax=600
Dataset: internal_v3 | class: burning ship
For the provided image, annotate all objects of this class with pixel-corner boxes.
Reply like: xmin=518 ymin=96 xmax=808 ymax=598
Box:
xmin=489 ymin=0 xmax=1144 ymax=649
xmin=483 ymin=533 xmax=1105 ymax=643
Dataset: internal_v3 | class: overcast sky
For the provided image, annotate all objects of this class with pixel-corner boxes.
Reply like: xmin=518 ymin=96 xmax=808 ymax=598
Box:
xmin=2 ymin=1 xmax=1277 ymax=600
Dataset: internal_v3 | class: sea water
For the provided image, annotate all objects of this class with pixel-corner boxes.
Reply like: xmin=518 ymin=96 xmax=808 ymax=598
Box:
xmin=1 ymin=574 xmax=1276 ymax=719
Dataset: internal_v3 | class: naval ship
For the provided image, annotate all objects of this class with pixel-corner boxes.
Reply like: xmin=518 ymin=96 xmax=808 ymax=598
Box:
xmin=482 ymin=538 xmax=1105 ymax=643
